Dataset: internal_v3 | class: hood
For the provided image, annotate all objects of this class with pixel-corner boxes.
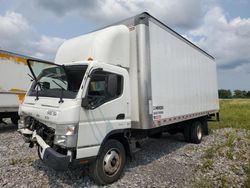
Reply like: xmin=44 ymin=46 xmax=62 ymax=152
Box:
xmin=20 ymin=96 xmax=81 ymax=129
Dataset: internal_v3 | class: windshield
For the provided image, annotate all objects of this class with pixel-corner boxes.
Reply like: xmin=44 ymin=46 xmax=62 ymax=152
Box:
xmin=27 ymin=60 xmax=88 ymax=99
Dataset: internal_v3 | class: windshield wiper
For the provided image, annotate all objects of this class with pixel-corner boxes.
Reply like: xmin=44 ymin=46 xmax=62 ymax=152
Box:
xmin=28 ymin=73 xmax=40 ymax=101
xmin=52 ymin=80 xmax=65 ymax=103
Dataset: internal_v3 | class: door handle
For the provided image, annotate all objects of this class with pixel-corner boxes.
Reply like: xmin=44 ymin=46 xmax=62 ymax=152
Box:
xmin=116 ymin=113 xmax=125 ymax=120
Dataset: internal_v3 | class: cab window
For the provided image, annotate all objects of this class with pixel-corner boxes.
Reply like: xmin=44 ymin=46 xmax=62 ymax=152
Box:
xmin=87 ymin=70 xmax=123 ymax=108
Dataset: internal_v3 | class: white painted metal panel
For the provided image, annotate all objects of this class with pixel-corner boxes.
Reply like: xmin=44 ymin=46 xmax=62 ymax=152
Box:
xmin=76 ymin=62 xmax=131 ymax=158
xmin=148 ymin=21 xmax=219 ymax=125
xmin=55 ymin=25 xmax=130 ymax=68
xmin=0 ymin=54 xmax=31 ymax=110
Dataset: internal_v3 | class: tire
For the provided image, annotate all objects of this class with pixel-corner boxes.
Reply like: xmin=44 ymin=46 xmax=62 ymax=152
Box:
xmin=37 ymin=145 xmax=43 ymax=161
xmin=89 ymin=139 xmax=126 ymax=185
xmin=190 ymin=120 xmax=203 ymax=144
xmin=201 ymin=118 xmax=209 ymax=135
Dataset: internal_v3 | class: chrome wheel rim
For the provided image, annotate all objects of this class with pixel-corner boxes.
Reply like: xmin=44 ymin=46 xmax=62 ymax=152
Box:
xmin=103 ymin=149 xmax=121 ymax=177
xmin=197 ymin=125 xmax=202 ymax=140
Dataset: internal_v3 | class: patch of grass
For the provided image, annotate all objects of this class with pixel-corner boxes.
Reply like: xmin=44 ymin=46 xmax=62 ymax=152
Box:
xmin=10 ymin=158 xmax=22 ymax=165
xmin=209 ymin=99 xmax=250 ymax=130
xmin=246 ymin=131 xmax=250 ymax=140
xmin=220 ymin=174 xmax=229 ymax=188
xmin=192 ymin=176 xmax=212 ymax=188
xmin=9 ymin=157 xmax=34 ymax=165
xmin=244 ymin=161 xmax=250 ymax=188
xmin=201 ymin=99 xmax=250 ymax=187
xmin=200 ymin=159 xmax=214 ymax=172
xmin=226 ymin=130 xmax=237 ymax=148
xmin=203 ymin=144 xmax=224 ymax=159
xmin=203 ymin=147 xmax=216 ymax=159
xmin=224 ymin=131 xmax=237 ymax=160
xmin=185 ymin=145 xmax=198 ymax=152
xmin=226 ymin=149 xmax=234 ymax=160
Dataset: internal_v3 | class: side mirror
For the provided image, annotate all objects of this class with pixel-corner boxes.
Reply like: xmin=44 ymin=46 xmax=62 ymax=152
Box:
xmin=81 ymin=97 xmax=90 ymax=109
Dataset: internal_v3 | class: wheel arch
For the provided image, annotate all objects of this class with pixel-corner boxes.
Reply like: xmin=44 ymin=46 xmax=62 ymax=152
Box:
xmin=98 ymin=129 xmax=131 ymax=158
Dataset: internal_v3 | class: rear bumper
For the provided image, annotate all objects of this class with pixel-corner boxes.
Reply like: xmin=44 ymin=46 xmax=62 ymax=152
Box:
xmin=43 ymin=147 xmax=70 ymax=171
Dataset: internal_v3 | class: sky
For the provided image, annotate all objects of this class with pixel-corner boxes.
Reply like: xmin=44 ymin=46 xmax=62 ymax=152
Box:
xmin=0 ymin=0 xmax=250 ymax=91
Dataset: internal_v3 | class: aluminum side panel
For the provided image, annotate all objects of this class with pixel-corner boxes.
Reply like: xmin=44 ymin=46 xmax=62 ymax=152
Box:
xmin=134 ymin=24 xmax=153 ymax=129
xmin=148 ymin=21 xmax=219 ymax=124
xmin=129 ymin=29 xmax=140 ymax=124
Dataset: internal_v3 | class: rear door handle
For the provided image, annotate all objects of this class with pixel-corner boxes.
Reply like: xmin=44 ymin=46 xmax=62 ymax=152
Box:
xmin=116 ymin=113 xmax=125 ymax=120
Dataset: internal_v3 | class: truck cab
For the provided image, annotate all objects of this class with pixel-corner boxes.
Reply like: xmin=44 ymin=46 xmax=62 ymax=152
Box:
xmin=19 ymin=59 xmax=131 ymax=182
xmin=19 ymin=25 xmax=133 ymax=184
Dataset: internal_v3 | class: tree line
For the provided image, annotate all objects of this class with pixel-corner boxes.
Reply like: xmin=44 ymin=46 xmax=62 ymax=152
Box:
xmin=218 ymin=89 xmax=250 ymax=99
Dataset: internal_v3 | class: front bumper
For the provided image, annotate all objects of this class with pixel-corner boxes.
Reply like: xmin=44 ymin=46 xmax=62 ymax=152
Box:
xmin=43 ymin=147 xmax=70 ymax=171
xmin=18 ymin=128 xmax=70 ymax=171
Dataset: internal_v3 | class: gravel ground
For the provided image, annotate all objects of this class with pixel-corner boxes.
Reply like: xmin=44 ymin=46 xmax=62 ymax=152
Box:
xmin=0 ymin=122 xmax=249 ymax=188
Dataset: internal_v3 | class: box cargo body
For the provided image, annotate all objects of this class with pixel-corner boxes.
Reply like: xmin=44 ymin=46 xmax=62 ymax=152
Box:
xmin=55 ymin=12 xmax=219 ymax=130
xmin=127 ymin=15 xmax=219 ymax=129
xmin=0 ymin=50 xmax=42 ymax=124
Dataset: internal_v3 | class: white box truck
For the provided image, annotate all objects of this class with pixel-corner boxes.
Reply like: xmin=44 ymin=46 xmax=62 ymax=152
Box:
xmin=18 ymin=12 xmax=219 ymax=184
xmin=0 ymin=50 xmax=43 ymax=126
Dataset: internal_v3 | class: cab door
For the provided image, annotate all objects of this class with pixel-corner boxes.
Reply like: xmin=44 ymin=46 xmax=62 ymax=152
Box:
xmin=77 ymin=65 xmax=131 ymax=158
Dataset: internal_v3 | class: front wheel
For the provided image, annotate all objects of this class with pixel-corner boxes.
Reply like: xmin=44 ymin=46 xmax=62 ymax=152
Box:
xmin=89 ymin=139 xmax=126 ymax=185
xmin=37 ymin=145 xmax=43 ymax=160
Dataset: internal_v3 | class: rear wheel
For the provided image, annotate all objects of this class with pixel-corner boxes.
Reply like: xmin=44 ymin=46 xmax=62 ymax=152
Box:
xmin=201 ymin=118 xmax=209 ymax=135
xmin=89 ymin=139 xmax=126 ymax=185
xmin=183 ymin=120 xmax=203 ymax=144
xmin=190 ymin=121 xmax=203 ymax=144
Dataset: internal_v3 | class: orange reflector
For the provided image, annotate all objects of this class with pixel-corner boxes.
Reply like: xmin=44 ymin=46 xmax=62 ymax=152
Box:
xmin=79 ymin=160 xmax=89 ymax=164
xmin=18 ymin=94 xmax=26 ymax=104
xmin=87 ymin=57 xmax=93 ymax=61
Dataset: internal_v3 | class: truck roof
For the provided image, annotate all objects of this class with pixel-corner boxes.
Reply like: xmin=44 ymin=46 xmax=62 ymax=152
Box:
xmin=100 ymin=12 xmax=215 ymax=60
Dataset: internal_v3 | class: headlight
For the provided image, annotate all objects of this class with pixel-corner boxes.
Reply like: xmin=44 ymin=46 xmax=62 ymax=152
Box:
xmin=55 ymin=124 xmax=77 ymax=135
xmin=54 ymin=124 xmax=78 ymax=148
xmin=54 ymin=135 xmax=77 ymax=148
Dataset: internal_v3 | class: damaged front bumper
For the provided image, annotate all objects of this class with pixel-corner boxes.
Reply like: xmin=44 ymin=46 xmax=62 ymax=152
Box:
xmin=18 ymin=128 xmax=70 ymax=171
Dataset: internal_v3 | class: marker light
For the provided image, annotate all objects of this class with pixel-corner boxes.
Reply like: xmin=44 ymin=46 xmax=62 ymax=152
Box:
xmin=87 ymin=57 xmax=93 ymax=61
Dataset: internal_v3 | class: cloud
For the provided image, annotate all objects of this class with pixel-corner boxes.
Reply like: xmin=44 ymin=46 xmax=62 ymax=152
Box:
xmin=1 ymin=1 xmax=249 ymax=90
xmin=188 ymin=7 xmax=250 ymax=71
xmin=0 ymin=11 xmax=65 ymax=60
xmin=34 ymin=0 xmax=204 ymax=29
